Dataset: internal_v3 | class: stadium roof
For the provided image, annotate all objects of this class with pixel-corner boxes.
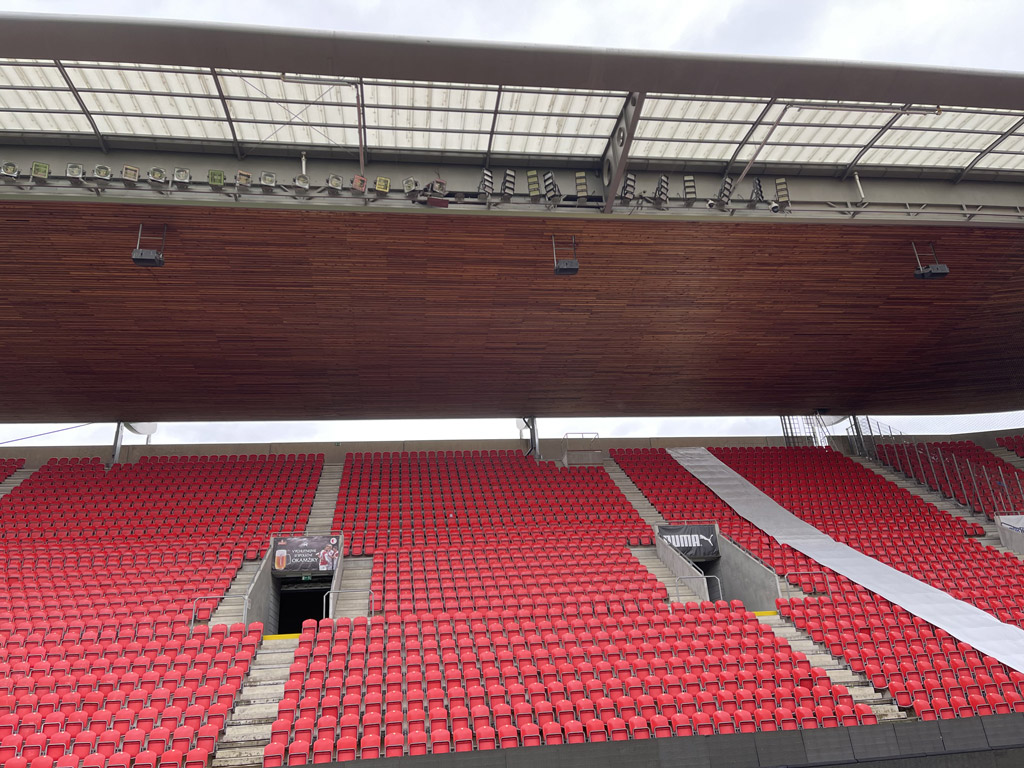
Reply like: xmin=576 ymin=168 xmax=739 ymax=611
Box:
xmin=4 ymin=14 xmax=1024 ymax=179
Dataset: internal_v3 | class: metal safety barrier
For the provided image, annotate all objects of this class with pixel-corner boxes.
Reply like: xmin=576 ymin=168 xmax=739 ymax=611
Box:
xmin=323 ymin=588 xmax=377 ymax=620
xmin=190 ymin=594 xmax=249 ymax=629
xmin=674 ymin=574 xmax=722 ymax=604
xmin=781 ymin=570 xmax=834 ymax=602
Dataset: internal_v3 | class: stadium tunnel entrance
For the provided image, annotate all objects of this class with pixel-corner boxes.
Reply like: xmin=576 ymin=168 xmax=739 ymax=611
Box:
xmin=276 ymin=578 xmax=332 ymax=634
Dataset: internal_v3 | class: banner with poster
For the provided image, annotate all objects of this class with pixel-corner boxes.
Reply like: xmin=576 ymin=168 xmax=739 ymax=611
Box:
xmin=658 ymin=524 xmax=721 ymax=561
xmin=272 ymin=535 xmax=341 ymax=573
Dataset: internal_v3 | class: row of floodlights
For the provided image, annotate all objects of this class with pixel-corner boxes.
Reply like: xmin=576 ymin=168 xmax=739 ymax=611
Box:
xmin=0 ymin=161 xmax=451 ymax=197
xmin=0 ymin=161 xmax=792 ymax=211
xmin=621 ymin=172 xmax=791 ymax=212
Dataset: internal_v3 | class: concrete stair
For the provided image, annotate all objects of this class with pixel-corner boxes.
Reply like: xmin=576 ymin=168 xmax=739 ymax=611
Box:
xmin=305 ymin=463 xmax=343 ymax=535
xmin=995 ymin=448 xmax=1024 ymax=474
xmin=629 ymin=546 xmax=698 ymax=603
xmin=208 ymin=561 xmax=262 ymax=627
xmin=211 ymin=636 xmax=299 ymax=768
xmin=848 ymin=455 xmax=1012 ymax=556
xmin=603 ymin=458 xmax=668 ymax=529
xmin=332 ymin=557 xmax=375 ymax=619
xmin=760 ymin=612 xmax=906 ymax=722
xmin=0 ymin=467 xmax=34 ymax=498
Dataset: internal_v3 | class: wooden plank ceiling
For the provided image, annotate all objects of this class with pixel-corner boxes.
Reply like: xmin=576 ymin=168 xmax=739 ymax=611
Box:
xmin=2 ymin=199 xmax=1024 ymax=422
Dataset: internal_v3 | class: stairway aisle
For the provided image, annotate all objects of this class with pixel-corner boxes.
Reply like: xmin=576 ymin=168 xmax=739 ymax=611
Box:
xmin=331 ymin=557 xmax=375 ymax=619
xmin=628 ymin=546 xmax=698 ymax=603
xmin=211 ymin=636 xmax=300 ymax=768
xmin=603 ymin=458 xmax=668 ymax=529
xmin=207 ymin=561 xmax=262 ymax=627
xmin=304 ymin=463 xmax=343 ymax=535
xmin=848 ymin=455 xmax=1008 ymax=553
xmin=761 ymin=612 xmax=906 ymax=723
xmin=0 ymin=466 xmax=34 ymax=498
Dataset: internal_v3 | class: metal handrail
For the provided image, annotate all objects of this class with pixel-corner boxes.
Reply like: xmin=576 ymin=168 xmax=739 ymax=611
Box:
xmin=781 ymin=570 xmax=834 ymax=601
xmin=190 ymin=594 xmax=249 ymax=629
xmin=674 ymin=574 xmax=722 ymax=604
xmin=323 ymin=588 xmax=377 ymax=619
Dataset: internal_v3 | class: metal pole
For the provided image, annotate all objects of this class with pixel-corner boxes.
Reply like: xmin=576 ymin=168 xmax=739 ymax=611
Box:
xmin=110 ymin=421 xmax=124 ymax=467
xmin=998 ymin=466 xmax=1012 ymax=513
xmin=923 ymin=443 xmax=938 ymax=493
xmin=936 ymin=448 xmax=954 ymax=501
xmin=950 ymin=453 xmax=970 ymax=511
xmin=851 ymin=416 xmax=866 ymax=457
xmin=966 ymin=459 xmax=983 ymax=517
xmin=982 ymin=466 xmax=1001 ymax=517
xmin=865 ymin=418 xmax=879 ymax=460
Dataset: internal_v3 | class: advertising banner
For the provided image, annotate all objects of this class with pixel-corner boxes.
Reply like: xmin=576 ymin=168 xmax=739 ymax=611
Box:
xmin=272 ymin=535 xmax=341 ymax=573
xmin=658 ymin=524 xmax=720 ymax=561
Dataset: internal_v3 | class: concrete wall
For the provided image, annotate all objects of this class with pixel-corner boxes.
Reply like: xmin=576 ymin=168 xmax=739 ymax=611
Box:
xmin=328 ymin=546 xmax=346 ymax=620
xmin=654 ymin=535 xmax=713 ymax=603
xmin=245 ymin=550 xmax=278 ymax=634
xmin=704 ymin=536 xmax=781 ymax=612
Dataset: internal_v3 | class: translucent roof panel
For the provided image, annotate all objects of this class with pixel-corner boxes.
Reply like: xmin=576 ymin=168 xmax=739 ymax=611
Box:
xmin=490 ymin=88 xmax=623 ymax=157
xmin=3 ymin=58 xmax=1024 ymax=176
xmin=361 ymin=81 xmax=496 ymax=153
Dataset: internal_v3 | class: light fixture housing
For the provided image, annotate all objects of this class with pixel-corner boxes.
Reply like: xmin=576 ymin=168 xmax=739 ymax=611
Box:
xmin=500 ymin=169 xmax=516 ymax=201
xmin=326 ymin=174 xmax=344 ymax=192
xmin=1 ymin=161 xmax=20 ymax=179
xmin=653 ymin=174 xmax=670 ymax=208
xmin=542 ymin=171 xmax=561 ymax=203
xmin=707 ymin=176 xmax=734 ymax=210
xmin=235 ymin=170 xmax=252 ymax=188
xmin=478 ymin=169 xmax=494 ymax=200
xmin=575 ymin=171 xmax=588 ymax=201
xmin=92 ymin=164 xmax=113 ymax=181
xmin=774 ymin=177 xmax=791 ymax=210
xmin=682 ymin=175 xmax=697 ymax=203
xmin=351 ymin=174 xmax=367 ymax=193
xmin=430 ymin=178 xmax=447 ymax=196
xmin=621 ymin=172 xmax=636 ymax=201
xmin=207 ymin=169 xmax=226 ymax=187
xmin=172 ymin=167 xmax=191 ymax=185
xmin=259 ymin=171 xmax=277 ymax=189
xmin=526 ymin=170 xmax=542 ymax=201
xmin=374 ymin=176 xmax=391 ymax=195
xmin=402 ymin=176 xmax=418 ymax=196
xmin=122 ymin=165 xmax=140 ymax=184
xmin=66 ymin=162 xmax=85 ymax=181
xmin=30 ymin=162 xmax=50 ymax=182
xmin=293 ymin=174 xmax=310 ymax=191
xmin=147 ymin=167 xmax=167 ymax=184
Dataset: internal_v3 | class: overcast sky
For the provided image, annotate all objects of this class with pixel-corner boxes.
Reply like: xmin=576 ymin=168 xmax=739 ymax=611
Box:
xmin=2 ymin=1 xmax=1022 ymax=448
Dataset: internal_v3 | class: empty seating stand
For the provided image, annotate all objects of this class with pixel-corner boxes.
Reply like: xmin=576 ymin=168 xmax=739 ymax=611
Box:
xmin=0 ymin=452 xmax=324 ymax=768
xmin=880 ymin=439 xmax=1024 ymax=520
xmin=612 ymin=447 xmax=1024 ymax=726
xmin=264 ymin=450 xmax=866 ymax=764
xmin=0 ymin=459 xmax=25 ymax=485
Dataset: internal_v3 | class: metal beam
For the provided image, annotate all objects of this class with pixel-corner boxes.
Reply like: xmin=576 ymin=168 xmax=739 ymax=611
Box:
xmin=8 ymin=15 xmax=1024 ymax=111
xmin=209 ymin=68 xmax=243 ymax=160
xmin=53 ymin=59 xmax=107 ymax=153
xmin=483 ymin=85 xmax=503 ymax=168
xmin=723 ymin=98 xmax=777 ymax=177
xmin=356 ymin=79 xmax=368 ymax=174
xmin=601 ymin=92 xmax=645 ymax=213
xmin=840 ymin=106 xmax=909 ymax=180
xmin=955 ymin=114 xmax=1024 ymax=183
